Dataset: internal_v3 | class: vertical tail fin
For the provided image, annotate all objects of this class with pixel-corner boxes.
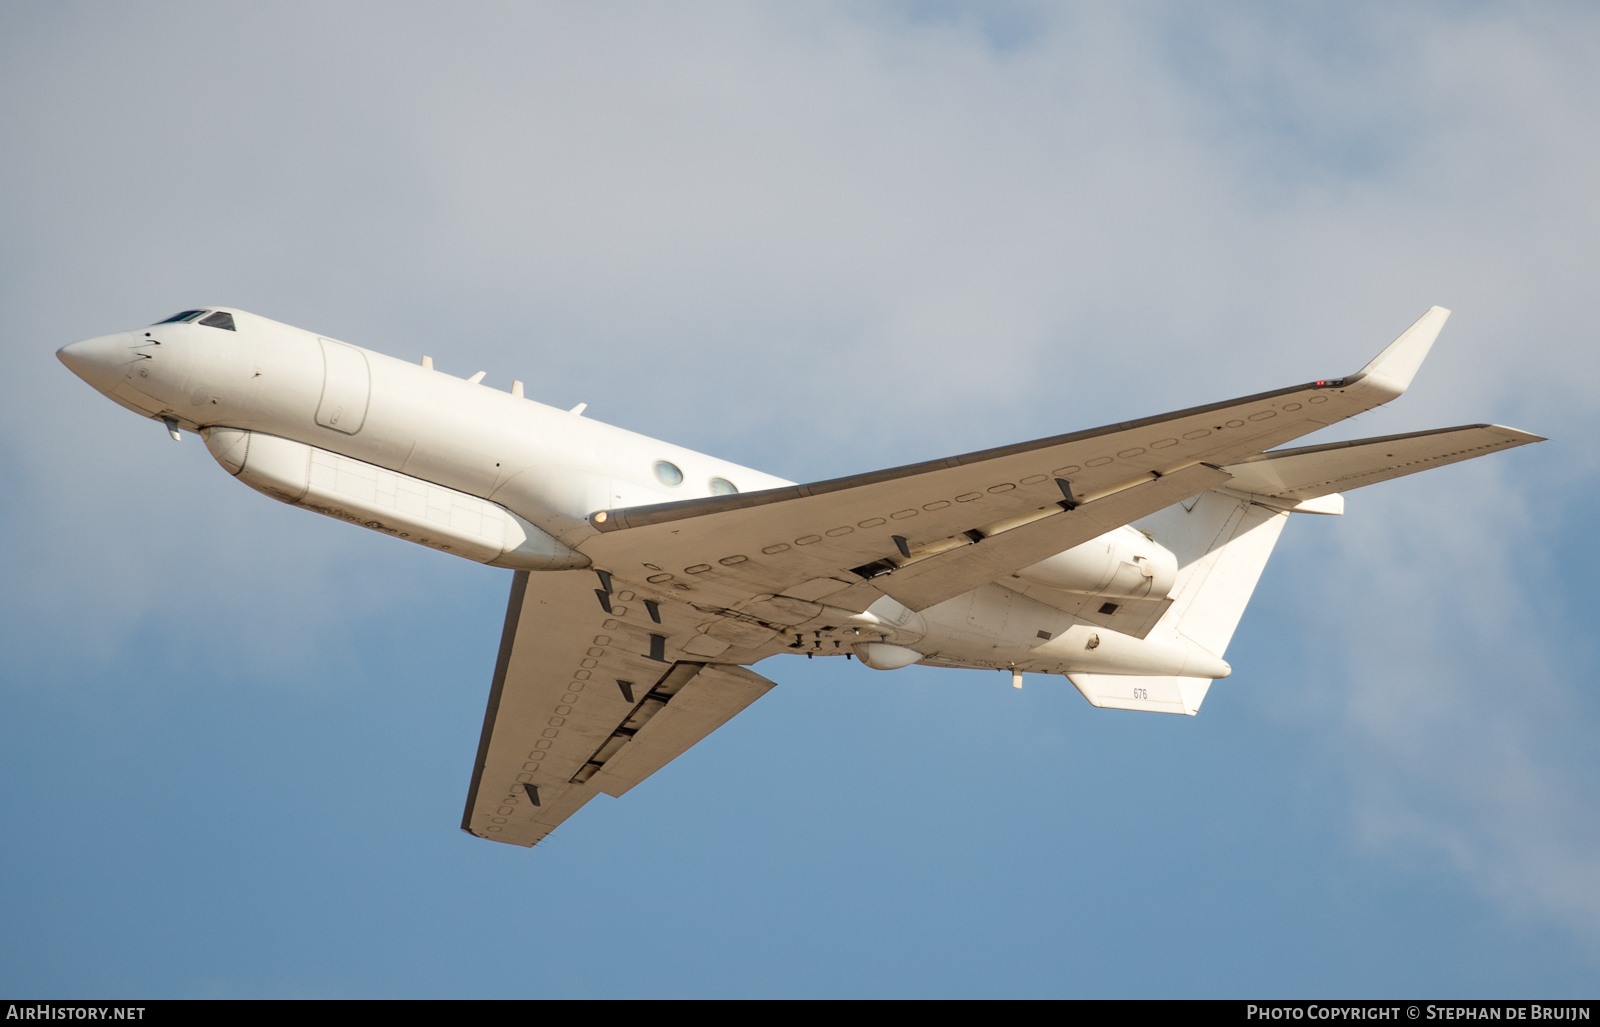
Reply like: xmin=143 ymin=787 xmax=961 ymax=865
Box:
xmin=1069 ymin=492 xmax=1290 ymax=716
xmin=1154 ymin=491 xmax=1290 ymax=660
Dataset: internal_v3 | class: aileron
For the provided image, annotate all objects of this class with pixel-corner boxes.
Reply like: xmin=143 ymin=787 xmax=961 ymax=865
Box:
xmin=461 ymin=571 xmax=780 ymax=846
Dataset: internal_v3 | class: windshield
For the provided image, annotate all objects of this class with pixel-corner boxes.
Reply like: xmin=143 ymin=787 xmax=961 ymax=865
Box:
xmin=155 ymin=310 xmax=207 ymax=324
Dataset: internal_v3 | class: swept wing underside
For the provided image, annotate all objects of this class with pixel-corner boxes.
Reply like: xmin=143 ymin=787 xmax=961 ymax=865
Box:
xmin=579 ymin=307 xmax=1450 ymax=626
xmin=462 ymin=570 xmax=776 ymax=847
xmin=461 ymin=307 xmax=1549 ymax=845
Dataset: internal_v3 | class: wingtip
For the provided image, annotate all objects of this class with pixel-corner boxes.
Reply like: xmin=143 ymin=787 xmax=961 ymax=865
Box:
xmin=1347 ymin=305 xmax=1451 ymax=399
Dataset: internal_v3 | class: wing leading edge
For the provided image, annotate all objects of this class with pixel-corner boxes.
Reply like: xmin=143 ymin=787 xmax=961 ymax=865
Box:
xmin=580 ymin=307 xmax=1453 ymax=620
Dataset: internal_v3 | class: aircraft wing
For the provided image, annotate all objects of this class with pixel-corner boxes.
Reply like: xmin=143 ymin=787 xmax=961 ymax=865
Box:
xmin=460 ymin=308 xmax=1480 ymax=846
xmin=583 ymin=308 xmax=1450 ymax=621
xmin=870 ymin=463 xmax=1232 ymax=611
xmin=462 ymin=570 xmax=777 ymax=847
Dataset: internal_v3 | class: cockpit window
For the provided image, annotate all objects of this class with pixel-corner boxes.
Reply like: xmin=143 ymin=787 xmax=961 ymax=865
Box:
xmin=155 ymin=310 xmax=207 ymax=324
xmin=199 ymin=311 xmax=236 ymax=331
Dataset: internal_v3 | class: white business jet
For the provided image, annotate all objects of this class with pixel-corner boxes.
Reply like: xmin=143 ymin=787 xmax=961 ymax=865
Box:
xmin=58 ymin=306 xmax=1539 ymax=846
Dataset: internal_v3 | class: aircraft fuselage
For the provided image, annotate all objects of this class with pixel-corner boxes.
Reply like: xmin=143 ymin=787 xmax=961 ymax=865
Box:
xmin=57 ymin=306 xmax=1230 ymax=683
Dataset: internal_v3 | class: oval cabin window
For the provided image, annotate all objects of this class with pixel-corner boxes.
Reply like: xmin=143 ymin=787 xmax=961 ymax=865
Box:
xmin=654 ymin=461 xmax=684 ymax=487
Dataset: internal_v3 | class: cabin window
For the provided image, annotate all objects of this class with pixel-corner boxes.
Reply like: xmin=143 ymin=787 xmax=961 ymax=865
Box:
xmin=155 ymin=310 xmax=207 ymax=324
xmin=653 ymin=461 xmax=684 ymax=487
xmin=199 ymin=311 xmax=236 ymax=331
xmin=709 ymin=477 xmax=738 ymax=496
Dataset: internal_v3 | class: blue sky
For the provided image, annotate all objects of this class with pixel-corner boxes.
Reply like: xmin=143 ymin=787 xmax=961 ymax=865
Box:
xmin=2 ymin=1 xmax=1597 ymax=997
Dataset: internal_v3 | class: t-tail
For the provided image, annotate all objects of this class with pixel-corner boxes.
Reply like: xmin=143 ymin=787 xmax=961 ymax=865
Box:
xmin=1069 ymin=419 xmax=1543 ymax=715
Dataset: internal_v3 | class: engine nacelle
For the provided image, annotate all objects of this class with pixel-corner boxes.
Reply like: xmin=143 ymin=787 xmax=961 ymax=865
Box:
xmin=853 ymin=643 xmax=924 ymax=671
xmin=1016 ymin=525 xmax=1177 ymax=600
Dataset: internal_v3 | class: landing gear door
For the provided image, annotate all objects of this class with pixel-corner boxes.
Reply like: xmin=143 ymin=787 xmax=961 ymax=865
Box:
xmin=315 ymin=338 xmax=371 ymax=435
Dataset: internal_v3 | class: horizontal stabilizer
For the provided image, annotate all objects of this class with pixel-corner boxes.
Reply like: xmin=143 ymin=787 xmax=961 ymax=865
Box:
xmin=1222 ymin=424 xmax=1544 ymax=502
xmin=1067 ymin=673 xmax=1214 ymax=716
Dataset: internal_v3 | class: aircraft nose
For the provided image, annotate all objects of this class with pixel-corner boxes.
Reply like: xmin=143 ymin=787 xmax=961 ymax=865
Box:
xmin=57 ymin=332 xmax=134 ymax=394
